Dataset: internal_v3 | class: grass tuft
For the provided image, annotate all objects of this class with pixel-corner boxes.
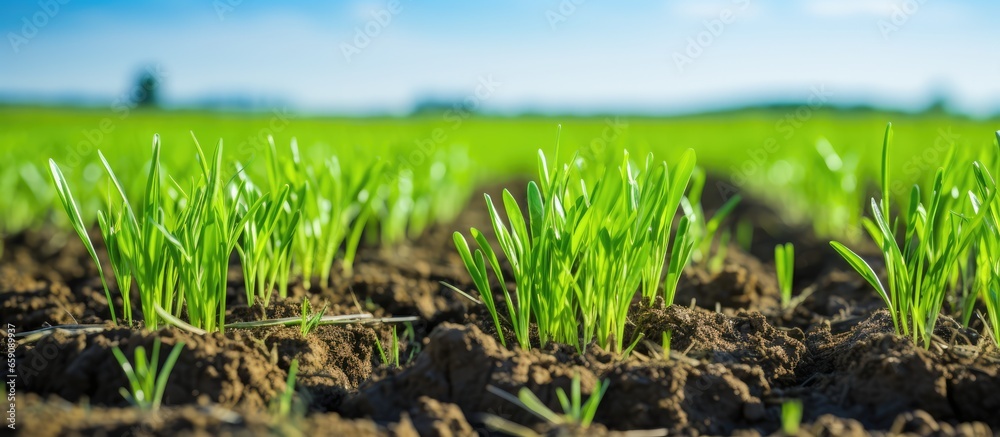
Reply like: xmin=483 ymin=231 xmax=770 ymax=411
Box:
xmin=454 ymin=148 xmax=696 ymax=352
xmin=775 ymin=243 xmax=795 ymax=308
xmin=485 ymin=374 xmax=609 ymax=432
xmin=110 ymin=338 xmax=184 ymax=411
xmin=831 ymin=124 xmax=996 ymax=348
xmin=781 ymin=399 xmax=803 ymax=436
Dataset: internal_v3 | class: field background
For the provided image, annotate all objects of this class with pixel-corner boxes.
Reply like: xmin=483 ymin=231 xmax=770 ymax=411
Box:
xmin=3 ymin=105 xmax=998 ymax=239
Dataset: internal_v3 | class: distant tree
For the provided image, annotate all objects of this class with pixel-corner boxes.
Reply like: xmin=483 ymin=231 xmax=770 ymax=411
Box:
xmin=925 ymin=84 xmax=951 ymax=115
xmin=133 ymin=69 xmax=160 ymax=107
xmin=410 ymin=96 xmax=476 ymax=116
xmin=411 ymin=98 xmax=455 ymax=116
xmin=925 ymin=95 xmax=948 ymax=115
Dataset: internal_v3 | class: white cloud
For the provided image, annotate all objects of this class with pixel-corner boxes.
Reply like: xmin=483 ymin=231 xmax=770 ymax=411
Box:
xmin=801 ymin=0 xmax=970 ymax=28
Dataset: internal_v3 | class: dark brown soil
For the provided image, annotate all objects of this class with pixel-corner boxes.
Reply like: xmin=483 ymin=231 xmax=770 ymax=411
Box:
xmin=3 ymin=187 xmax=999 ymax=436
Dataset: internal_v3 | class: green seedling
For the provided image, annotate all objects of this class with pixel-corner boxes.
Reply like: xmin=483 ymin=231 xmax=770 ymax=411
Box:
xmin=831 ymin=124 xmax=995 ymax=348
xmin=685 ymin=167 xmax=742 ymax=272
xmin=262 ymin=136 xmax=306 ymax=298
xmin=736 ymin=219 xmax=754 ymax=252
xmin=707 ymin=228 xmax=732 ymax=273
xmin=661 ymin=330 xmax=673 ymax=360
xmin=269 ymin=359 xmax=309 ymax=436
xmin=157 ymin=135 xmax=266 ymax=333
xmin=50 ymin=134 xmax=274 ymax=332
xmin=49 ymin=159 xmax=119 ymax=323
xmin=236 ymin=174 xmax=300 ymax=308
xmin=299 ymin=298 xmax=327 ymax=338
xmin=975 ymin=227 xmax=1000 ymax=347
xmin=282 ymin=139 xmax=383 ymax=290
xmin=782 ymin=399 xmax=803 ymax=436
xmin=2 ymin=160 xmax=58 ymax=238
xmin=402 ymin=322 xmax=420 ymax=363
xmin=374 ymin=325 xmax=400 ymax=368
xmin=811 ymin=139 xmax=864 ymax=241
xmin=271 ymin=358 xmax=303 ymax=425
xmin=375 ymin=145 xmax=473 ymax=245
xmin=454 ymin=148 xmax=696 ymax=352
xmin=485 ymin=374 xmax=610 ymax=435
xmin=971 ymin=133 xmax=1000 ymax=346
xmin=51 ymin=135 xmax=186 ymax=328
xmin=110 ymin=338 xmax=185 ymax=411
xmin=775 ymin=243 xmax=795 ymax=308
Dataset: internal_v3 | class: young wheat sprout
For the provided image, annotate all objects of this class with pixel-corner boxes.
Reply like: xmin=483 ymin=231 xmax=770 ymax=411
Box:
xmin=775 ymin=243 xmax=795 ymax=308
xmin=454 ymin=146 xmax=696 ymax=352
xmin=782 ymin=399 xmax=803 ymax=436
xmin=831 ymin=124 xmax=996 ymax=348
xmin=111 ymin=338 xmax=185 ymax=411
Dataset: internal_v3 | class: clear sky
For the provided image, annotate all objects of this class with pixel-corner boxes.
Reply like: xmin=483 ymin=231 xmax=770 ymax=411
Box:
xmin=1 ymin=0 xmax=998 ymax=115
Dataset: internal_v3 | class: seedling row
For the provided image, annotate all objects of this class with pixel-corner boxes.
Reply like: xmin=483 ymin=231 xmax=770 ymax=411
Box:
xmin=9 ymin=120 xmax=1000 ymax=434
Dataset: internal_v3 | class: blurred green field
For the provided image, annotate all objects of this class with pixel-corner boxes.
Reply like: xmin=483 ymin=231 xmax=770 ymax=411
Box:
xmin=2 ymin=104 xmax=998 ymax=241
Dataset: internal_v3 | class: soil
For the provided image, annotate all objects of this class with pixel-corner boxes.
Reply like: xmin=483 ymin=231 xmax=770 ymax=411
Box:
xmin=3 ymin=183 xmax=999 ymax=436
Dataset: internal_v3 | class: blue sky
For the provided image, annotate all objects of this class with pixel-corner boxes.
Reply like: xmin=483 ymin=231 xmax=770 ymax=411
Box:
xmin=1 ymin=0 xmax=998 ymax=115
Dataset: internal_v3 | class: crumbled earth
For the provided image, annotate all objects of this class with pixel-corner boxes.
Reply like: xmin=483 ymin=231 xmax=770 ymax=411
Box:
xmin=3 ymin=189 xmax=998 ymax=436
